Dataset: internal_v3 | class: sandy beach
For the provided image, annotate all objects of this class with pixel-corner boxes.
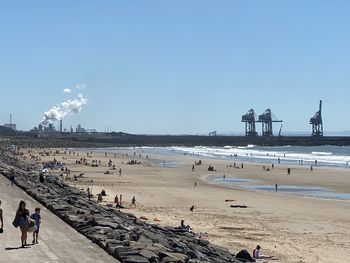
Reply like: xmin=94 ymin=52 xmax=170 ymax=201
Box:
xmin=20 ymin=147 xmax=350 ymax=263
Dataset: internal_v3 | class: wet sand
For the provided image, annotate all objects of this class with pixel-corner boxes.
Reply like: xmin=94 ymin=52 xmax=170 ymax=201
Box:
xmin=21 ymin=147 xmax=350 ymax=263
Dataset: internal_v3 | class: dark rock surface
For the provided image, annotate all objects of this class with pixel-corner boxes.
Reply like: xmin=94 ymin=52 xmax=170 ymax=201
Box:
xmin=0 ymin=149 xmax=243 ymax=263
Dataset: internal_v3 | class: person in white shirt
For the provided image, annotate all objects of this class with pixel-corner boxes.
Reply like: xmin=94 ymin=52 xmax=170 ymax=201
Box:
xmin=253 ymin=245 xmax=261 ymax=259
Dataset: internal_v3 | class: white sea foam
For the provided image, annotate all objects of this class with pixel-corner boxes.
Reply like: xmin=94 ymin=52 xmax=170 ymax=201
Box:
xmin=166 ymin=146 xmax=350 ymax=166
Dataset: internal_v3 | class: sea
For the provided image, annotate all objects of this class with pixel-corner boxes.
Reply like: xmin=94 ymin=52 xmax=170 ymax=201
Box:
xmin=142 ymin=145 xmax=350 ymax=169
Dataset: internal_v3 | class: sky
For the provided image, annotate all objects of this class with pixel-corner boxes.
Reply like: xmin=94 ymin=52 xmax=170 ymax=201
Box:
xmin=1 ymin=1 xmax=350 ymax=135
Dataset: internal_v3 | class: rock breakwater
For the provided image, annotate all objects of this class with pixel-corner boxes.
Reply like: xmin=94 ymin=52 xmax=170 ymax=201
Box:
xmin=0 ymin=149 xmax=245 ymax=263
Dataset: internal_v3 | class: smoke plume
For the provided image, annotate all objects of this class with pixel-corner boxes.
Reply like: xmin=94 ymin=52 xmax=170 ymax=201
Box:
xmin=63 ymin=88 xmax=71 ymax=94
xmin=41 ymin=94 xmax=87 ymax=126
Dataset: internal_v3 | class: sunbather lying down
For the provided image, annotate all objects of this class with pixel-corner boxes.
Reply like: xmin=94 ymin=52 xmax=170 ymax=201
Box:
xmin=230 ymin=205 xmax=247 ymax=208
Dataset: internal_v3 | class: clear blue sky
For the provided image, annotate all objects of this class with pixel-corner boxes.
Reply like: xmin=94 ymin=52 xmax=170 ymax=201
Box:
xmin=1 ymin=1 xmax=350 ymax=134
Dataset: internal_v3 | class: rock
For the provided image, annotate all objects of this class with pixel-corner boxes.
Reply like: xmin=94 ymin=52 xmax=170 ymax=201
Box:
xmin=159 ymin=252 xmax=188 ymax=263
xmin=124 ymin=255 xmax=149 ymax=263
xmin=235 ymin=249 xmax=255 ymax=262
xmin=139 ymin=249 xmax=159 ymax=261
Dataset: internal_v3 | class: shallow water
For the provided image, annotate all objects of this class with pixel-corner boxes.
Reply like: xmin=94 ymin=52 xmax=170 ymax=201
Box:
xmin=211 ymin=177 xmax=350 ymax=201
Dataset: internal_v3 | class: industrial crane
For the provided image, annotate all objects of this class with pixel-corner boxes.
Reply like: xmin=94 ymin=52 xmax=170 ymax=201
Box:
xmin=310 ymin=100 xmax=323 ymax=137
xmin=257 ymin=109 xmax=282 ymax=137
xmin=241 ymin=109 xmax=257 ymax=136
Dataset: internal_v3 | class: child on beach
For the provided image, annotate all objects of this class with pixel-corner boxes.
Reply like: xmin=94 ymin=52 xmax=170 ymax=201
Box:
xmin=30 ymin=208 xmax=41 ymax=244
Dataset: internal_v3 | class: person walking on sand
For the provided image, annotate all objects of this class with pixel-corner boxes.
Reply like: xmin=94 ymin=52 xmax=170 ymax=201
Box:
xmin=275 ymin=184 xmax=278 ymax=192
xmin=13 ymin=200 xmax=30 ymax=248
xmin=192 ymin=165 xmax=195 ymax=172
xmin=119 ymin=168 xmax=122 ymax=176
xmin=0 ymin=200 xmax=3 ymax=233
xmin=30 ymin=208 xmax=41 ymax=244
xmin=119 ymin=194 xmax=123 ymax=206
xmin=114 ymin=195 xmax=119 ymax=206
xmin=130 ymin=196 xmax=136 ymax=207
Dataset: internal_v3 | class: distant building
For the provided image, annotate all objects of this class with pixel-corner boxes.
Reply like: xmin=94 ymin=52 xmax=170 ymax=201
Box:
xmin=44 ymin=123 xmax=56 ymax=132
xmin=76 ymin=124 xmax=85 ymax=133
xmin=4 ymin=123 xmax=16 ymax=130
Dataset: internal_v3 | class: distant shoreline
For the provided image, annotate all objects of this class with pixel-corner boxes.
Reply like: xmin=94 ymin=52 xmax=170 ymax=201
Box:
xmin=2 ymin=133 xmax=350 ymax=148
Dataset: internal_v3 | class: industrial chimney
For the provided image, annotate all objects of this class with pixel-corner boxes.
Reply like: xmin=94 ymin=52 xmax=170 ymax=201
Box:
xmin=60 ymin=119 xmax=63 ymax=133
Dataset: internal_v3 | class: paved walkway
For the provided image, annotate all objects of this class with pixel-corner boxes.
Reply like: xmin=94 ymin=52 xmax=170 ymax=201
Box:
xmin=0 ymin=175 xmax=120 ymax=263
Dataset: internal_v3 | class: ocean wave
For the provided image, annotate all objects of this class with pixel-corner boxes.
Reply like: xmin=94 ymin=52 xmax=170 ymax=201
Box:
xmin=311 ymin=151 xmax=333 ymax=156
xmin=167 ymin=146 xmax=350 ymax=167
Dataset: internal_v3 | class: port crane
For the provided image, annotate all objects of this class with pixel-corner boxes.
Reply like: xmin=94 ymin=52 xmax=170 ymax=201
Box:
xmin=257 ymin=109 xmax=283 ymax=137
xmin=310 ymin=100 xmax=323 ymax=137
xmin=241 ymin=109 xmax=257 ymax=136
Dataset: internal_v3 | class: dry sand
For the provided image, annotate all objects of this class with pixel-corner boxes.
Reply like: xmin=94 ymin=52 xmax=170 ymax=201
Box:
xmin=21 ymin=147 xmax=350 ymax=263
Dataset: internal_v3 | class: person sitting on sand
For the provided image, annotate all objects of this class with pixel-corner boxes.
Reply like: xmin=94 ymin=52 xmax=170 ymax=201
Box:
xmin=179 ymin=219 xmax=191 ymax=232
xmin=253 ymin=245 xmax=261 ymax=259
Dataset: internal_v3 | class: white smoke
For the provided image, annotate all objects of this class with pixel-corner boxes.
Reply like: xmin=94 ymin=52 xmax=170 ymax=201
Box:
xmin=41 ymin=94 xmax=87 ymax=126
xmin=63 ymin=88 xmax=71 ymax=94
xmin=76 ymin=83 xmax=86 ymax=89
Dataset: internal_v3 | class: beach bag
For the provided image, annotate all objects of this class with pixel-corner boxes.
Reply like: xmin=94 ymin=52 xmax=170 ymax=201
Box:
xmin=12 ymin=216 xmax=21 ymax=228
xmin=27 ymin=219 xmax=37 ymax=233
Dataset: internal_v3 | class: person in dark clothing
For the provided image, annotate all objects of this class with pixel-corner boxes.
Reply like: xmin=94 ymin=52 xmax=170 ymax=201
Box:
xmin=14 ymin=200 xmax=29 ymax=247
xmin=0 ymin=200 xmax=3 ymax=233
xmin=10 ymin=169 xmax=15 ymax=186
xmin=39 ymin=173 xmax=44 ymax=183
xmin=130 ymin=196 xmax=136 ymax=207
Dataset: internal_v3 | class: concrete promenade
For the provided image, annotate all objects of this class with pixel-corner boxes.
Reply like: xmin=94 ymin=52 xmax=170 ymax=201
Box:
xmin=0 ymin=175 xmax=119 ymax=263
